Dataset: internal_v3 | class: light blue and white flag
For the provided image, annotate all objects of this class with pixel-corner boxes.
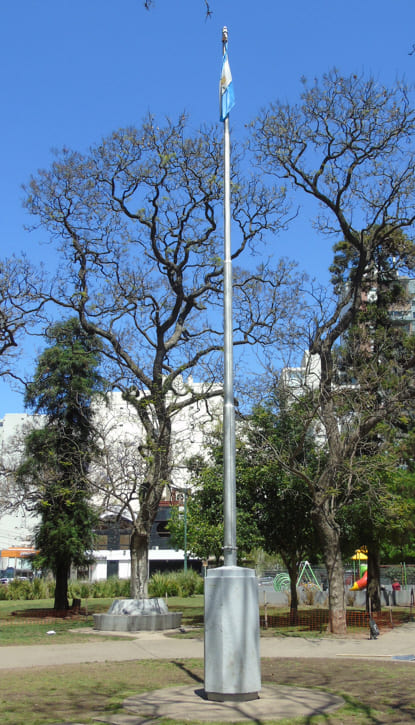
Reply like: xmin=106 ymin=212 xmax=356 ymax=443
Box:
xmin=219 ymin=45 xmax=235 ymax=122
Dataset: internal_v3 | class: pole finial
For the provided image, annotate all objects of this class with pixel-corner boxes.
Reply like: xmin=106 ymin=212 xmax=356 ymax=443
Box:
xmin=222 ymin=26 xmax=228 ymax=44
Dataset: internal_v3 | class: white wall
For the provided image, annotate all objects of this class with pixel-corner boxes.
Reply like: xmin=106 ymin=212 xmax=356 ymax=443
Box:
xmin=0 ymin=381 xmax=222 ymax=568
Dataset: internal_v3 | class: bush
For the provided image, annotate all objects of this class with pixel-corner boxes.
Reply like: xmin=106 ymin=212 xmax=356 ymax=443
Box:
xmin=175 ymin=569 xmax=204 ymax=596
xmin=0 ymin=571 xmax=203 ymax=601
xmin=148 ymin=570 xmax=204 ymax=598
xmin=88 ymin=577 xmax=129 ymax=598
xmin=8 ymin=579 xmax=32 ymax=600
xmin=148 ymin=572 xmax=169 ymax=598
xmin=112 ymin=577 xmax=130 ymax=597
xmin=0 ymin=583 xmax=11 ymax=600
xmin=80 ymin=582 xmax=92 ymax=599
xmin=68 ymin=580 xmax=82 ymax=599
xmin=31 ymin=577 xmax=52 ymax=599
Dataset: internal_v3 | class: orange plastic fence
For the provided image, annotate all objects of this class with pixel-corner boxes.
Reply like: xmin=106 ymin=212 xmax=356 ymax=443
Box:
xmin=260 ymin=608 xmax=410 ymax=631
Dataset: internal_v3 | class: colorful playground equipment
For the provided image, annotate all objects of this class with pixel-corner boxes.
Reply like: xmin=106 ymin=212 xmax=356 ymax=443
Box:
xmin=350 ymin=548 xmax=368 ymax=590
xmin=350 ymin=546 xmax=367 ymax=592
xmin=350 ymin=568 xmax=367 ymax=590
xmin=273 ymin=561 xmax=322 ymax=592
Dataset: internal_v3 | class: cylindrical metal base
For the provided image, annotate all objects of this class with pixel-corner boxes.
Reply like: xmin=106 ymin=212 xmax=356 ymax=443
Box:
xmin=204 ymin=566 xmax=261 ymax=701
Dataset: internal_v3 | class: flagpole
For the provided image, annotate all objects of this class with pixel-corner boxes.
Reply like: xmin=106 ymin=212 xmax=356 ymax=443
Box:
xmin=204 ymin=30 xmax=260 ymax=701
xmin=222 ymin=25 xmax=237 ymax=568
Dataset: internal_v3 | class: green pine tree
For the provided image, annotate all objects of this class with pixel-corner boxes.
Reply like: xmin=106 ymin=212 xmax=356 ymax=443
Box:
xmin=16 ymin=318 xmax=105 ymax=609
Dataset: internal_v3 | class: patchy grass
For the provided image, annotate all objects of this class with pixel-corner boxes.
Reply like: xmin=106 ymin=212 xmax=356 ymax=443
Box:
xmin=0 ymin=597 xmax=113 ymax=618
xmin=2 ymin=596 xmax=411 ymax=646
xmin=262 ymin=658 xmax=415 ymax=724
xmin=0 ymin=598 xmax=125 ymax=645
xmin=0 ymin=595 xmax=204 ymax=646
xmin=1 ymin=657 xmax=415 ymax=724
xmin=1 ymin=596 xmax=415 ymax=723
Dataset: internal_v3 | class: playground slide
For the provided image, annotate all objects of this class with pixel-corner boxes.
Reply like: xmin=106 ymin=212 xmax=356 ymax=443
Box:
xmin=350 ymin=569 xmax=367 ymax=591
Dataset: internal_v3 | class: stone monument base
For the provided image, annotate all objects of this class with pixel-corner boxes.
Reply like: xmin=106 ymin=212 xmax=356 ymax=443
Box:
xmin=93 ymin=598 xmax=182 ymax=632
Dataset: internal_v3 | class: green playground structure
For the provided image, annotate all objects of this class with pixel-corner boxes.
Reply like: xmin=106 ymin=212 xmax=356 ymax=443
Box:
xmin=273 ymin=561 xmax=322 ymax=592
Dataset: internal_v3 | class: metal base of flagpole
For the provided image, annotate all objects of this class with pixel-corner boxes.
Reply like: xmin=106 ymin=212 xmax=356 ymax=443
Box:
xmin=204 ymin=566 xmax=261 ymax=701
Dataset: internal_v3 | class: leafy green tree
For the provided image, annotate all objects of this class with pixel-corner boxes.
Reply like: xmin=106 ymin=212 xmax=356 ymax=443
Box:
xmin=238 ymin=400 xmax=320 ymax=616
xmin=252 ymin=70 xmax=415 ymax=633
xmin=332 ymin=244 xmax=415 ymax=611
xmin=338 ymin=436 xmax=415 ymax=612
xmin=168 ymin=444 xmax=264 ymax=566
xmin=382 ymin=469 xmax=415 ymax=563
xmin=338 ymin=457 xmax=411 ymax=611
xmin=16 ymin=318 xmax=104 ymax=609
xmin=169 ymin=398 xmax=320 ymax=618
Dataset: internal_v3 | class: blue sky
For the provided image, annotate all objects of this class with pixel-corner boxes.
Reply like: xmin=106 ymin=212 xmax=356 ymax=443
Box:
xmin=1 ymin=0 xmax=415 ymax=415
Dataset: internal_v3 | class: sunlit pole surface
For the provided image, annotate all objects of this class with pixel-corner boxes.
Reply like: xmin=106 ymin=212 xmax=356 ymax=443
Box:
xmin=203 ymin=27 xmax=261 ymax=703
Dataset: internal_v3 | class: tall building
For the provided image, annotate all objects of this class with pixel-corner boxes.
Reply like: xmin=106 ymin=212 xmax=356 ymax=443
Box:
xmin=0 ymin=379 xmax=222 ymax=579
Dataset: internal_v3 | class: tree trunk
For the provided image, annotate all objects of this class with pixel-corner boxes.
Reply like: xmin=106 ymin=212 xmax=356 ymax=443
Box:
xmin=286 ymin=562 xmax=299 ymax=624
xmin=366 ymin=549 xmax=381 ymax=613
xmin=314 ymin=510 xmax=347 ymax=634
xmin=130 ymin=529 xmax=149 ymax=599
xmin=125 ymin=393 xmax=172 ymax=600
xmin=54 ymin=563 xmax=70 ymax=610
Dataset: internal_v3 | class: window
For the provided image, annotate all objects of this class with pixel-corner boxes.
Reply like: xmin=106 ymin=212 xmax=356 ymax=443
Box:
xmin=156 ymin=522 xmax=170 ymax=538
xmin=96 ymin=535 xmax=108 ymax=550
xmin=119 ymin=534 xmax=130 ymax=550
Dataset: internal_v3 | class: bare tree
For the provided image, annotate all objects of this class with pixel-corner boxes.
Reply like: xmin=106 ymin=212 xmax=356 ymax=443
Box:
xmin=90 ymin=385 xmax=222 ymax=591
xmin=24 ymin=114 xmax=304 ymax=597
xmin=251 ymin=70 xmax=415 ymax=633
xmin=0 ymin=256 xmax=47 ymax=508
xmin=0 ymin=256 xmax=45 ymax=381
xmin=144 ymin=0 xmax=212 ymax=16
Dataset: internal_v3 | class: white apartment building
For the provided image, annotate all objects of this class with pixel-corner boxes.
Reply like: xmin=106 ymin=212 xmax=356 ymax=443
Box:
xmin=0 ymin=379 xmax=223 ymax=579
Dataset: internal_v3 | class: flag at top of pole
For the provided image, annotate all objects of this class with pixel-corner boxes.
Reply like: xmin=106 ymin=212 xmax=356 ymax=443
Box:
xmin=219 ymin=27 xmax=235 ymax=122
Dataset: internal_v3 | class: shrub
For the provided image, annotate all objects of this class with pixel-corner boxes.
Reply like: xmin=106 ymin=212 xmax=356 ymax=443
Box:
xmin=112 ymin=577 xmax=130 ymax=597
xmin=302 ymin=583 xmax=320 ymax=606
xmin=68 ymin=580 xmax=82 ymax=598
xmin=80 ymin=582 xmax=91 ymax=599
xmin=148 ymin=572 xmax=169 ymax=598
xmin=148 ymin=570 xmax=204 ymax=598
xmin=89 ymin=577 xmax=129 ymax=598
xmin=175 ymin=569 xmax=204 ymax=596
xmin=8 ymin=579 xmax=32 ymax=600
xmin=0 ymin=583 xmax=11 ymax=600
xmin=0 ymin=571 xmax=203 ymax=602
xmin=31 ymin=577 xmax=51 ymax=599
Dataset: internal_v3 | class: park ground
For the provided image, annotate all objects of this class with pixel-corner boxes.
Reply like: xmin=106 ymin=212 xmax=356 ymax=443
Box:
xmin=1 ymin=596 xmax=415 ymax=724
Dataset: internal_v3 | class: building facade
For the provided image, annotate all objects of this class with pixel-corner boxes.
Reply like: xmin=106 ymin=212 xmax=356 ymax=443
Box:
xmin=0 ymin=379 xmax=222 ymax=580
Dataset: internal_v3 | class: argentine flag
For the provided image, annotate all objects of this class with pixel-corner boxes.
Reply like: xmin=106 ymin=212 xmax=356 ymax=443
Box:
xmin=219 ymin=45 xmax=235 ymax=122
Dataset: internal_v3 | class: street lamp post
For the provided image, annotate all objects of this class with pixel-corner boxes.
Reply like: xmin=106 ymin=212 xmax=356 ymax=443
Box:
xmin=175 ymin=487 xmax=189 ymax=572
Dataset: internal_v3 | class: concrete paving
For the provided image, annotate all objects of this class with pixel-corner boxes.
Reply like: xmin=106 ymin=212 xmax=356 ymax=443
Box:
xmin=100 ymin=684 xmax=344 ymax=723
xmin=3 ymin=623 xmax=415 ymax=723
xmin=2 ymin=622 xmax=415 ymax=669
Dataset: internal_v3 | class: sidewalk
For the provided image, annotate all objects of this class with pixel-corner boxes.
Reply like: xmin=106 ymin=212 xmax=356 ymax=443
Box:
xmin=3 ymin=625 xmax=415 ymax=724
xmin=2 ymin=622 xmax=415 ymax=670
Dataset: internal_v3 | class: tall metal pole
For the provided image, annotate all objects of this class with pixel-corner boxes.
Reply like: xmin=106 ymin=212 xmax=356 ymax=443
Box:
xmin=204 ymin=29 xmax=260 ymax=701
xmin=183 ymin=488 xmax=188 ymax=572
xmin=222 ymin=26 xmax=237 ymax=568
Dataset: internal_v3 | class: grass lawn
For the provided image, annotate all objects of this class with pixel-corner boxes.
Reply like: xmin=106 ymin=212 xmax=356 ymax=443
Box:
xmin=1 ymin=596 xmax=415 ymax=724
xmin=0 ymin=598 xmax=119 ymax=646
xmin=1 ymin=656 xmax=415 ymax=724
